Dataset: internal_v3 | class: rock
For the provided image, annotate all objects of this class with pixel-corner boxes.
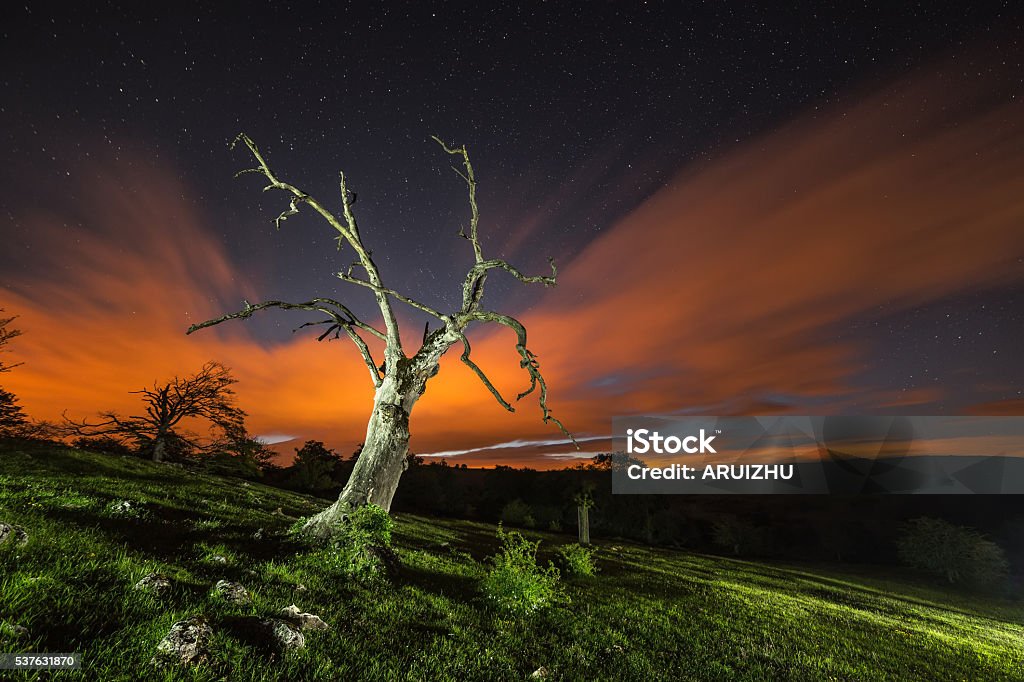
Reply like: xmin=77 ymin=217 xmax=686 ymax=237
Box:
xmin=279 ymin=604 xmax=329 ymax=631
xmin=0 ymin=523 xmax=28 ymax=546
xmin=212 ymin=580 xmax=251 ymax=605
xmin=150 ymin=616 xmax=213 ymax=668
xmin=209 ymin=554 xmax=228 ymax=565
xmin=251 ymin=527 xmax=264 ymax=540
xmin=529 ymin=666 xmax=549 ymax=679
xmin=0 ymin=622 xmax=29 ymax=640
xmin=260 ymin=618 xmax=304 ymax=650
xmin=134 ymin=573 xmax=172 ymax=596
xmin=293 ymin=583 xmax=308 ymax=593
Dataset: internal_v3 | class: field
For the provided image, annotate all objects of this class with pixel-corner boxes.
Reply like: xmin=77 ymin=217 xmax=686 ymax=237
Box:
xmin=1 ymin=442 xmax=1022 ymax=681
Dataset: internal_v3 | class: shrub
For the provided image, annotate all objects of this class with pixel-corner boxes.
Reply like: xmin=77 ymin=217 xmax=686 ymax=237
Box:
xmin=481 ymin=525 xmax=560 ymax=614
xmin=897 ymin=517 xmax=1009 ymax=589
xmin=327 ymin=504 xmax=396 ymax=583
xmin=72 ymin=436 xmax=135 ymax=457
xmin=500 ymin=499 xmax=536 ymax=528
xmin=555 ymin=543 xmax=598 ymax=578
xmin=346 ymin=503 xmax=394 ymax=546
xmin=711 ymin=515 xmax=772 ymax=556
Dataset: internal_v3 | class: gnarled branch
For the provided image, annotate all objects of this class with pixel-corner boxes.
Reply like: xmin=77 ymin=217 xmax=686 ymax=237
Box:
xmin=431 ymin=135 xmax=482 ymax=263
xmin=456 ymin=332 xmax=514 ymax=412
xmin=468 ymin=310 xmax=577 ymax=447
xmin=229 ymin=133 xmax=404 ymax=357
xmin=187 ymin=298 xmax=385 ymax=386
xmin=336 ymin=272 xmax=450 ymax=323
xmin=461 ymin=257 xmax=557 ymax=313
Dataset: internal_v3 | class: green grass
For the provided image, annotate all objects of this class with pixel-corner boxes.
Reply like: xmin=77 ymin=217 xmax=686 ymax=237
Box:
xmin=1 ymin=441 xmax=1022 ymax=681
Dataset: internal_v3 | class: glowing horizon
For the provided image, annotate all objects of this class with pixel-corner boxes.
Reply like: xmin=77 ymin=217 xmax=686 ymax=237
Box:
xmin=3 ymin=64 xmax=1023 ymax=469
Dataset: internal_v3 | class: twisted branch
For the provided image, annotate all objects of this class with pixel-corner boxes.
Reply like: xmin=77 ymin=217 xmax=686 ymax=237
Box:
xmin=336 ymin=273 xmax=450 ymax=323
xmin=431 ymin=135 xmax=482 ymax=263
xmin=461 ymin=257 xmax=557 ymax=312
xmin=456 ymin=332 xmax=514 ymax=412
xmin=468 ymin=310 xmax=577 ymax=447
xmin=187 ymin=298 xmax=385 ymax=386
xmin=228 ymin=133 xmax=404 ymax=357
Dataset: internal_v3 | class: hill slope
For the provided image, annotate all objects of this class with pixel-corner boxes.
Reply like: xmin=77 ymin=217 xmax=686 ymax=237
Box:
xmin=0 ymin=442 xmax=1021 ymax=681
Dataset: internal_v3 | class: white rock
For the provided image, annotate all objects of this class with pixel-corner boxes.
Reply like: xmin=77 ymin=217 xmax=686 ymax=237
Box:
xmin=279 ymin=604 xmax=329 ymax=631
xmin=261 ymin=618 xmax=304 ymax=649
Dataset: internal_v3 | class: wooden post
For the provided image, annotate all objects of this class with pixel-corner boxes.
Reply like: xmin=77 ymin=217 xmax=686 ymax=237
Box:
xmin=577 ymin=503 xmax=590 ymax=545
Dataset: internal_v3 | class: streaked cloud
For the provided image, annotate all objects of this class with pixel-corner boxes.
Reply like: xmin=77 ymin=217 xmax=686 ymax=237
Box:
xmin=3 ymin=63 xmax=1022 ymax=468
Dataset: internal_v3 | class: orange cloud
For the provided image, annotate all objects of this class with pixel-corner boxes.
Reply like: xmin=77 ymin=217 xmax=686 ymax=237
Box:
xmin=2 ymin=65 xmax=1023 ymax=469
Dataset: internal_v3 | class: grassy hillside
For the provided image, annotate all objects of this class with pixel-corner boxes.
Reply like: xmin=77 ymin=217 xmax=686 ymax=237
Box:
xmin=1 ymin=442 xmax=1022 ymax=681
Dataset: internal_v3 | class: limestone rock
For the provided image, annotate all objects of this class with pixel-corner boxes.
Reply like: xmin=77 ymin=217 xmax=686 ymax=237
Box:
xmin=134 ymin=572 xmax=172 ymax=596
xmin=279 ymin=604 xmax=329 ymax=631
xmin=260 ymin=618 xmax=304 ymax=650
xmin=0 ymin=523 xmax=28 ymax=546
xmin=150 ymin=616 xmax=213 ymax=668
xmin=212 ymin=580 xmax=251 ymax=605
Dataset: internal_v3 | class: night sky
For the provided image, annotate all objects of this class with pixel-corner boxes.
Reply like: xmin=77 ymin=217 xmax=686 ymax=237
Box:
xmin=2 ymin=3 xmax=1023 ymax=467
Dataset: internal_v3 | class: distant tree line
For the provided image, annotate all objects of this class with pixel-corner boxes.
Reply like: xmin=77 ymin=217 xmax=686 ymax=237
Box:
xmin=264 ymin=450 xmax=1024 ymax=582
xmin=3 ymin=304 xmax=1019 ymax=589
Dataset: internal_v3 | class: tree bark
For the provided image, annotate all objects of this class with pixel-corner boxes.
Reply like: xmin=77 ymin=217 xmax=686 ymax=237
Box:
xmin=302 ymin=359 xmax=436 ymax=539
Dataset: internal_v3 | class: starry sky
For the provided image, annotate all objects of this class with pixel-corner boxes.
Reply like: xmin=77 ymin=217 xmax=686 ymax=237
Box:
xmin=1 ymin=3 xmax=1023 ymax=467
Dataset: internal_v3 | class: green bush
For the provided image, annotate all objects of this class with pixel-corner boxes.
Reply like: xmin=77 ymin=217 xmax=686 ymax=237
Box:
xmin=481 ymin=525 xmax=560 ymax=614
xmin=555 ymin=543 xmax=598 ymax=578
xmin=897 ymin=517 xmax=1009 ymax=589
xmin=327 ymin=504 xmax=396 ymax=583
xmin=346 ymin=503 xmax=395 ymax=546
xmin=500 ymin=498 xmax=536 ymax=528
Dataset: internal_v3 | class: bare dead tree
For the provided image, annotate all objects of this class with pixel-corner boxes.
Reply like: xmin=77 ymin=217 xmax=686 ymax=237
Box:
xmin=188 ymin=133 xmax=576 ymax=538
xmin=67 ymin=361 xmax=246 ymax=462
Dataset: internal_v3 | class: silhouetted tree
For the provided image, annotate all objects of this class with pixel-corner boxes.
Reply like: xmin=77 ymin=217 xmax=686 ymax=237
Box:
xmin=0 ymin=309 xmax=23 ymax=375
xmin=0 ymin=387 xmax=26 ymax=436
xmin=0 ymin=309 xmax=27 ymax=436
xmin=203 ymin=424 xmax=280 ymax=477
xmin=287 ymin=440 xmax=343 ymax=492
xmin=188 ymin=133 xmax=575 ymax=538
xmin=68 ymin=361 xmax=245 ymax=462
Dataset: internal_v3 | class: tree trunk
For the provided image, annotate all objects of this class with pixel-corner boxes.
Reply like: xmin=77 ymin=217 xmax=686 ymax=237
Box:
xmin=301 ymin=368 xmax=424 ymax=539
xmin=152 ymin=436 xmax=167 ymax=463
